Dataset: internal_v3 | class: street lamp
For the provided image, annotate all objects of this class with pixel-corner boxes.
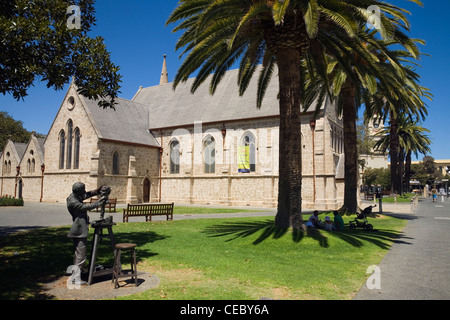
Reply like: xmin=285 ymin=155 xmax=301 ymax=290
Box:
xmin=445 ymin=166 xmax=450 ymax=198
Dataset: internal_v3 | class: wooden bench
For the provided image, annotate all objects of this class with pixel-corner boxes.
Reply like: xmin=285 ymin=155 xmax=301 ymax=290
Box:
xmin=364 ymin=193 xmax=374 ymax=200
xmin=122 ymin=203 xmax=174 ymax=223
xmin=86 ymin=198 xmax=117 ymax=213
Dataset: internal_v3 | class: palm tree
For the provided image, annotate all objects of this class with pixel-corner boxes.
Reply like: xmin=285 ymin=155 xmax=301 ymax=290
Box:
xmin=303 ymin=32 xmax=429 ymax=212
xmin=374 ymin=115 xmax=431 ymax=194
xmin=404 ymin=119 xmax=431 ymax=192
xmin=365 ymin=59 xmax=431 ymax=194
xmin=166 ymin=0 xmax=423 ymax=229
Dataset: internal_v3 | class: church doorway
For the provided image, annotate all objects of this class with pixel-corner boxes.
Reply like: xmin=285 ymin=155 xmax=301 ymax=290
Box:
xmin=143 ymin=178 xmax=150 ymax=203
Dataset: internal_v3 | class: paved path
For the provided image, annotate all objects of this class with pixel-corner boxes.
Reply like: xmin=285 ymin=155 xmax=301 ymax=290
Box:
xmin=0 ymin=202 xmax=277 ymax=236
xmin=355 ymin=197 xmax=450 ymax=300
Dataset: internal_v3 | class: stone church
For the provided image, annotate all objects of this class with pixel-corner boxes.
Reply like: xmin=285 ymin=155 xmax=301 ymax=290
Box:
xmin=1 ymin=57 xmax=345 ymax=210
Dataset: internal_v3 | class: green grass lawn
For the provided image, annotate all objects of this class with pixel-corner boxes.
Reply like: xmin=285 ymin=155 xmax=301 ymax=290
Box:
xmin=382 ymin=193 xmax=416 ymax=203
xmin=0 ymin=213 xmax=406 ymax=300
xmin=111 ymin=205 xmax=265 ymax=214
xmin=173 ymin=206 xmax=267 ymax=215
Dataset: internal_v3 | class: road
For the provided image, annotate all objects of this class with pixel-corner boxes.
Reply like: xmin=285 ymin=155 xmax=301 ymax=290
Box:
xmin=354 ymin=197 xmax=450 ymax=300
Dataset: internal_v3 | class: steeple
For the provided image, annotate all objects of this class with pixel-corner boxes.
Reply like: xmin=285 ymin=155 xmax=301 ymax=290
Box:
xmin=159 ymin=54 xmax=169 ymax=85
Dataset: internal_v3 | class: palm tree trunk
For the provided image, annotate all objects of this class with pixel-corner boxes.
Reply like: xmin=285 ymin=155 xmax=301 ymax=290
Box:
xmin=389 ymin=110 xmax=399 ymax=194
xmin=398 ymin=147 xmax=405 ymax=195
xmin=274 ymin=47 xmax=303 ymax=230
xmin=341 ymin=84 xmax=359 ymax=213
xmin=405 ymin=150 xmax=412 ymax=193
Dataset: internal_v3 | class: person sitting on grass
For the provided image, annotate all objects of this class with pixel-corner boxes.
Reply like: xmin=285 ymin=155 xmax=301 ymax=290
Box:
xmin=333 ymin=211 xmax=345 ymax=232
xmin=324 ymin=216 xmax=334 ymax=231
xmin=306 ymin=210 xmax=323 ymax=229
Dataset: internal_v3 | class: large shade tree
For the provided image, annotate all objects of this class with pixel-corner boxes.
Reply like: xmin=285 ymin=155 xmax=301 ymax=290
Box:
xmin=0 ymin=0 xmax=121 ymax=108
xmin=166 ymin=0 xmax=424 ymax=229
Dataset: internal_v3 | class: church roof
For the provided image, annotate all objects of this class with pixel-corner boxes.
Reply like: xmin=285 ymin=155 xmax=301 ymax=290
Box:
xmin=1 ymin=140 xmax=27 ymax=164
xmin=14 ymin=142 xmax=28 ymax=160
xmin=132 ymin=67 xmax=325 ymax=130
xmin=33 ymin=135 xmax=46 ymax=165
xmin=80 ymin=95 xmax=160 ymax=148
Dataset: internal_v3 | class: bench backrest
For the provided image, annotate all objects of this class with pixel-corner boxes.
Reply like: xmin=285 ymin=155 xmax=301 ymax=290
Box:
xmin=90 ymin=198 xmax=117 ymax=204
xmin=125 ymin=203 xmax=174 ymax=215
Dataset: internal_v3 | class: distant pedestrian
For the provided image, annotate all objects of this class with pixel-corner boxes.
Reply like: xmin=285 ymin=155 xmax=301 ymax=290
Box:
xmin=432 ymin=188 xmax=437 ymax=202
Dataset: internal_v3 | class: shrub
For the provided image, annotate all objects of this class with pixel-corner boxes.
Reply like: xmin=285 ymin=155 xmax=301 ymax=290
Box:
xmin=0 ymin=195 xmax=24 ymax=206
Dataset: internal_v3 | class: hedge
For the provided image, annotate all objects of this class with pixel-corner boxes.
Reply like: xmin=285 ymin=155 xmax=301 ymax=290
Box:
xmin=0 ymin=196 xmax=24 ymax=207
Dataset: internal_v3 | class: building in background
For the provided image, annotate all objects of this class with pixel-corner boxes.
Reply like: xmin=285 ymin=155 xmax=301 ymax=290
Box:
xmin=1 ymin=57 xmax=347 ymax=210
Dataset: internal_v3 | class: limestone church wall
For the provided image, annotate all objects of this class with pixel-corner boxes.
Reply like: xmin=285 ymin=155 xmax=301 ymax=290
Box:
xmin=94 ymin=140 xmax=160 ymax=204
xmin=155 ymin=114 xmax=344 ymax=210
xmin=42 ymin=87 xmax=99 ymax=203
xmin=30 ymin=84 xmax=150 ymax=204
xmin=1 ymin=141 xmax=26 ymax=199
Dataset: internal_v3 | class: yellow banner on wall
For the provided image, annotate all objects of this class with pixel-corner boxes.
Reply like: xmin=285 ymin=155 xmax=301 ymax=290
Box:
xmin=238 ymin=145 xmax=250 ymax=173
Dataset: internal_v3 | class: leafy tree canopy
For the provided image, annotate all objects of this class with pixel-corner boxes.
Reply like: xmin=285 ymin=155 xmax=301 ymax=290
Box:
xmin=0 ymin=111 xmax=44 ymax=150
xmin=0 ymin=0 xmax=122 ymax=108
xmin=362 ymin=167 xmax=391 ymax=190
xmin=411 ymin=156 xmax=443 ymax=186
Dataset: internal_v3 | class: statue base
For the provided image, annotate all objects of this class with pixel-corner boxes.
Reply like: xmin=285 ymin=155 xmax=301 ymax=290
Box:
xmin=87 ymin=217 xmax=116 ymax=285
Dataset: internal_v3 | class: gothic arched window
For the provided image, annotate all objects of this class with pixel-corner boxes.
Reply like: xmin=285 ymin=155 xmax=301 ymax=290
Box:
xmin=59 ymin=130 xmax=65 ymax=169
xmin=203 ymin=135 xmax=215 ymax=174
xmin=170 ymin=140 xmax=180 ymax=174
xmin=66 ymin=119 xmax=73 ymax=169
xmin=112 ymin=151 xmax=120 ymax=175
xmin=74 ymin=128 xmax=80 ymax=169
xmin=239 ymin=132 xmax=256 ymax=173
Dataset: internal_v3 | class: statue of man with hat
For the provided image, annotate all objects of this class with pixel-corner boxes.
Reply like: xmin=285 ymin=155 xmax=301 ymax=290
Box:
xmin=67 ymin=182 xmax=108 ymax=285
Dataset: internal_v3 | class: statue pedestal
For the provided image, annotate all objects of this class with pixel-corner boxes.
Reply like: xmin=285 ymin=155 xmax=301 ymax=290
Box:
xmin=87 ymin=220 xmax=116 ymax=286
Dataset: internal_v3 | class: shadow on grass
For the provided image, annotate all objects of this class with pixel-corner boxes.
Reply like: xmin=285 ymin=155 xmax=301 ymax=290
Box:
xmin=0 ymin=226 xmax=166 ymax=300
xmin=202 ymin=218 xmax=412 ymax=249
xmin=202 ymin=220 xmax=287 ymax=245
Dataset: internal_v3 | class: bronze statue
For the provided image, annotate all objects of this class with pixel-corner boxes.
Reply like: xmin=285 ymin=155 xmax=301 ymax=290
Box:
xmin=67 ymin=182 xmax=107 ymax=285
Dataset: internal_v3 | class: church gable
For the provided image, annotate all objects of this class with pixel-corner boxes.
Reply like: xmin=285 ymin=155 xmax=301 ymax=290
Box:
xmin=44 ymin=84 xmax=99 ymax=173
xmin=1 ymin=140 xmax=26 ymax=177
xmin=19 ymin=134 xmax=45 ymax=176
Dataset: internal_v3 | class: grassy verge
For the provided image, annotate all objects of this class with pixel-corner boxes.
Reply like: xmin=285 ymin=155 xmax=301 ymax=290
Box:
xmin=173 ymin=206 xmax=268 ymax=215
xmin=0 ymin=213 xmax=406 ymax=300
xmin=109 ymin=205 xmax=264 ymax=214
xmin=382 ymin=193 xmax=416 ymax=203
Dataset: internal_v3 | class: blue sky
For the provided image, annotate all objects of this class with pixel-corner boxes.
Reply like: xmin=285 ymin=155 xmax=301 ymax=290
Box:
xmin=0 ymin=0 xmax=448 ymax=161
